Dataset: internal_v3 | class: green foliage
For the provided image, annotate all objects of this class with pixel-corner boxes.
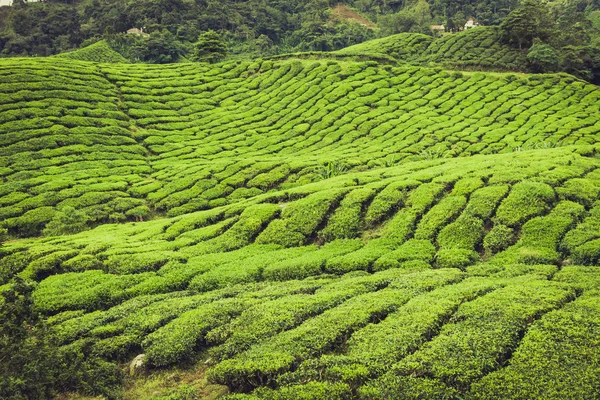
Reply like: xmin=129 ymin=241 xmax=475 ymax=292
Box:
xmin=314 ymin=161 xmax=348 ymax=180
xmin=470 ymin=288 xmax=600 ymax=400
xmin=484 ymin=224 xmax=515 ymax=254
xmin=437 ymin=214 xmax=484 ymax=250
xmin=320 ymin=188 xmax=375 ymax=241
xmin=389 ymin=280 xmax=574 ymax=392
xmin=56 ymin=40 xmax=128 ymax=63
xmin=434 ymin=248 xmax=480 ymax=269
xmin=2 ymin=53 xmax=600 ymax=399
xmin=500 ymin=0 xmax=554 ymax=50
xmin=336 ymin=33 xmax=433 ymax=60
xmin=0 ymin=279 xmax=123 ymax=399
xmin=256 ymin=190 xmax=345 ymax=247
xmin=414 ymin=196 xmax=466 ymax=240
xmin=263 ymin=239 xmax=363 ymax=281
xmin=42 ymin=206 xmax=90 ymax=236
xmin=209 ymin=269 xmax=462 ymax=391
xmin=192 ymin=30 xmax=227 ymax=63
xmin=418 ymin=27 xmax=529 ymax=72
xmin=527 ymin=41 xmax=560 ymax=72
xmin=494 ymin=181 xmax=555 ymax=227
xmin=373 ymin=239 xmax=436 ymax=271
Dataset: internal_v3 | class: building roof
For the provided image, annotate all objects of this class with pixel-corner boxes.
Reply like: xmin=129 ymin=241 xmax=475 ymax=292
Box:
xmin=127 ymin=28 xmax=149 ymax=36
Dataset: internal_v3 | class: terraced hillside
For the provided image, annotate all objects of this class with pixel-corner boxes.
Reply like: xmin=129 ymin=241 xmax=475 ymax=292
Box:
xmin=3 ymin=145 xmax=600 ymax=399
xmin=337 ymin=27 xmax=529 ymax=72
xmin=3 ymin=57 xmax=600 ymax=236
xmin=56 ymin=40 xmax=129 ymax=63
xmin=2 ymin=56 xmax=600 ymax=399
xmin=335 ymin=32 xmax=434 ymax=60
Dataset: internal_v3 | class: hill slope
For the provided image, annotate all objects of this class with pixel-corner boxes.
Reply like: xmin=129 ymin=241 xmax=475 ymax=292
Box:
xmin=2 ymin=57 xmax=600 ymax=236
xmin=3 ymin=146 xmax=600 ymax=399
xmin=2 ymin=56 xmax=600 ymax=399
xmin=337 ymin=27 xmax=529 ymax=72
xmin=56 ymin=40 xmax=129 ymax=63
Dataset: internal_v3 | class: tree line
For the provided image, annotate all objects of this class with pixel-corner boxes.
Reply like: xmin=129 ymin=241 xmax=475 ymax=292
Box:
xmin=0 ymin=0 xmax=599 ymax=74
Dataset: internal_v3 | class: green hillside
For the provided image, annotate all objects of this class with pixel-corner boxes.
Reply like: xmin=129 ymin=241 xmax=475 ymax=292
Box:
xmin=2 ymin=57 xmax=600 ymax=237
xmin=335 ymin=32 xmax=434 ymax=60
xmin=2 ymin=56 xmax=600 ymax=399
xmin=419 ymin=27 xmax=529 ymax=71
xmin=337 ymin=27 xmax=529 ymax=72
xmin=56 ymin=40 xmax=129 ymax=63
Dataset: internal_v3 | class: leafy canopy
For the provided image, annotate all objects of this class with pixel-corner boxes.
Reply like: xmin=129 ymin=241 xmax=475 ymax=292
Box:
xmin=191 ymin=30 xmax=227 ymax=63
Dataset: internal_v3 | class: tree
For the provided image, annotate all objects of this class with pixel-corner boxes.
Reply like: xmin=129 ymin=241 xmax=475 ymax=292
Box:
xmin=0 ymin=278 xmax=123 ymax=398
xmin=144 ymin=29 xmax=185 ymax=63
xmin=42 ymin=206 xmax=89 ymax=236
xmin=191 ymin=30 xmax=227 ymax=63
xmin=527 ymin=40 xmax=559 ymax=72
xmin=500 ymin=0 xmax=554 ymax=49
xmin=255 ymin=34 xmax=274 ymax=55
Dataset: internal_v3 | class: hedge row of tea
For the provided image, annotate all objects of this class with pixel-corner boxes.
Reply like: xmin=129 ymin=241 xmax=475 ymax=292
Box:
xmin=2 ymin=57 xmax=600 ymax=236
xmin=2 ymin=145 xmax=600 ymax=397
xmin=337 ymin=27 xmax=529 ymax=72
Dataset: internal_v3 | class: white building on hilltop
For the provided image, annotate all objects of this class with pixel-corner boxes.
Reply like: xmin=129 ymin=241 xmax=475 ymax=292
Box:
xmin=464 ymin=18 xmax=482 ymax=29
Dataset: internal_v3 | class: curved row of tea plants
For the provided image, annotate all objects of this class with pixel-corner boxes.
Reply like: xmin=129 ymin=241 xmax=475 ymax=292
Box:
xmin=0 ymin=58 xmax=150 ymax=236
xmin=2 ymin=146 xmax=600 ymax=397
xmin=1 ymin=57 xmax=600 ymax=236
xmin=334 ymin=32 xmax=434 ymax=61
xmin=418 ymin=27 xmax=529 ymax=71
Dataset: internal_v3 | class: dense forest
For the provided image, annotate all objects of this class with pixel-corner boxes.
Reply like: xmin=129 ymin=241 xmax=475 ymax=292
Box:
xmin=1 ymin=0 xmax=600 ymax=74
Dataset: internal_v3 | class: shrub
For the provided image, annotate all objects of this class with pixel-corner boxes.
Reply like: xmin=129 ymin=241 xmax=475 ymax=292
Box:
xmin=43 ymin=206 xmax=90 ymax=236
xmin=262 ymin=239 xmax=363 ymax=281
xmin=62 ymin=255 xmax=103 ymax=272
xmin=320 ymin=188 xmax=376 ymax=241
xmin=434 ymin=249 xmax=480 ymax=269
xmin=143 ymin=298 xmax=248 ymax=366
xmin=464 ymin=185 xmax=509 ymax=219
xmin=105 ymin=252 xmax=172 ymax=274
xmin=325 ymin=239 xmax=396 ymax=274
xmin=359 ymin=375 xmax=459 ymax=400
xmin=372 ymin=239 xmax=436 ymax=271
xmin=250 ymin=381 xmax=352 ymax=400
xmin=0 ymin=279 xmax=123 ymax=399
xmin=381 ymin=209 xmax=418 ymax=244
xmin=557 ymin=178 xmax=600 ymax=208
xmin=363 ymin=181 xmax=419 ymax=227
xmin=256 ymin=190 xmax=345 ymax=247
xmin=470 ymin=291 xmax=600 ymax=400
xmin=414 ymin=196 xmax=466 ymax=240
xmin=494 ymin=181 xmax=555 ymax=227
xmin=483 ymin=224 xmax=515 ymax=254
xmin=437 ymin=214 xmax=484 ymax=250
xmin=208 ymin=269 xmax=461 ymax=391
xmin=391 ymin=280 xmax=574 ymax=392
xmin=570 ymin=239 xmax=600 ymax=265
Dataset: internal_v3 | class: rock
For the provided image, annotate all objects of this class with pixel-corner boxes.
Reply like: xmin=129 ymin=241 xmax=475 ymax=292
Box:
xmin=129 ymin=354 xmax=146 ymax=376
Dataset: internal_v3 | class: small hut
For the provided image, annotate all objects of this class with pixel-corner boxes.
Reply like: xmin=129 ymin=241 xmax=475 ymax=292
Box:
xmin=127 ymin=28 xmax=149 ymax=37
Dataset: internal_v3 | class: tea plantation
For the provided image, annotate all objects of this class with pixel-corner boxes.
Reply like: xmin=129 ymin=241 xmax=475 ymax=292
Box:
xmin=1 ymin=53 xmax=600 ymax=399
xmin=336 ymin=27 xmax=529 ymax=72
